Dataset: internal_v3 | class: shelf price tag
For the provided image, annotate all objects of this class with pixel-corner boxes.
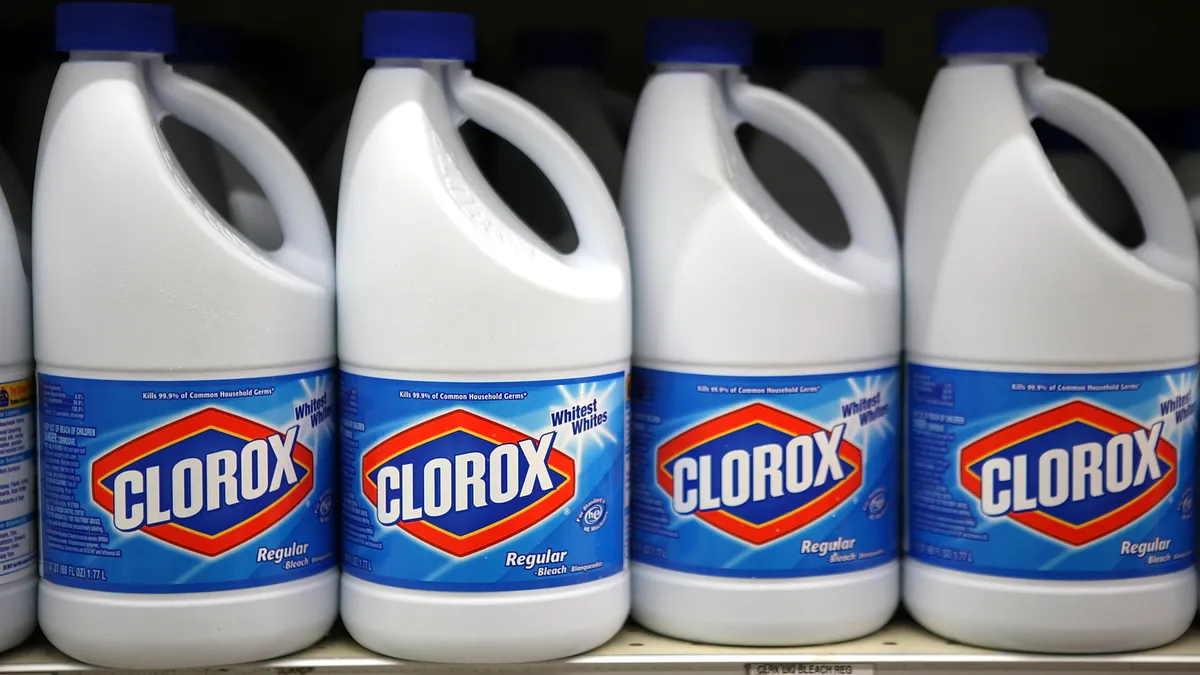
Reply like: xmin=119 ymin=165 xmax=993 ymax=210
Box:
xmin=746 ymin=665 xmax=872 ymax=675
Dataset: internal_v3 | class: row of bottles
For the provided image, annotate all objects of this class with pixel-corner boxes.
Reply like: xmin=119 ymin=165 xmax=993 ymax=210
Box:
xmin=1 ymin=1 xmax=1199 ymax=668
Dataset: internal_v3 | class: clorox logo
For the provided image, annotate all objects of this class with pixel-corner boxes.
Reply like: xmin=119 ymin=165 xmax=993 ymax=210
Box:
xmin=362 ymin=410 xmax=575 ymax=557
xmin=657 ymin=403 xmax=863 ymax=545
xmin=92 ymin=408 xmax=314 ymax=556
xmin=961 ymin=401 xmax=1178 ymax=545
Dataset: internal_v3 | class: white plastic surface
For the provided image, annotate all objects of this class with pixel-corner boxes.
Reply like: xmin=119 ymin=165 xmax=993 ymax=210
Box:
xmin=903 ymin=56 xmax=1199 ymax=653
xmin=0 ymin=144 xmax=33 ymax=654
xmin=32 ymin=53 xmax=335 ymax=668
xmin=749 ymin=67 xmax=917 ymax=245
xmin=0 ymin=576 xmax=36 ymax=655
xmin=336 ymin=59 xmax=630 ymax=663
xmin=622 ymin=63 xmax=900 ymax=645
xmin=493 ymin=67 xmax=633 ymax=251
xmin=311 ymin=88 xmax=492 ymax=232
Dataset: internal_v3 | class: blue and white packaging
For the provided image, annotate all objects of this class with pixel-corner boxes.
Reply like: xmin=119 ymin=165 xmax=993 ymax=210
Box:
xmin=38 ymin=372 xmax=336 ymax=592
xmin=33 ymin=2 xmax=337 ymax=666
xmin=907 ymin=365 xmax=1196 ymax=580
xmin=340 ymin=372 xmax=626 ymax=591
xmin=632 ymin=368 xmax=898 ymax=577
xmin=622 ymin=16 xmax=901 ymax=646
xmin=334 ymin=9 xmax=631 ymax=662
xmin=0 ymin=378 xmax=34 ymax=584
xmin=903 ymin=6 xmax=1200 ymax=653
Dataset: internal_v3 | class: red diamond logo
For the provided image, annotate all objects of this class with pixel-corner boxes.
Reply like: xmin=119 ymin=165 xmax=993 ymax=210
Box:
xmin=960 ymin=400 xmax=1177 ymax=546
xmin=92 ymin=408 xmax=315 ymax=557
xmin=362 ymin=409 xmax=575 ymax=557
xmin=657 ymin=403 xmax=862 ymax=545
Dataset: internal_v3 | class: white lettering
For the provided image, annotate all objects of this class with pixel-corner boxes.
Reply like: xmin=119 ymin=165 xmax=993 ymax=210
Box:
xmin=978 ymin=425 xmax=1168 ymax=517
xmin=375 ymin=431 xmax=565 ymax=523
xmin=670 ymin=425 xmax=852 ymax=514
xmin=111 ymin=427 xmax=304 ymax=530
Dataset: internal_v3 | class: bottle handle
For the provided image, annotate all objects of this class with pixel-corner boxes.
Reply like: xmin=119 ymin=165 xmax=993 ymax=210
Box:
xmin=728 ymin=79 xmax=898 ymax=268
xmin=1020 ymin=65 xmax=1199 ymax=285
xmin=448 ymin=68 xmax=627 ymax=266
xmin=147 ymin=61 xmax=333 ymax=287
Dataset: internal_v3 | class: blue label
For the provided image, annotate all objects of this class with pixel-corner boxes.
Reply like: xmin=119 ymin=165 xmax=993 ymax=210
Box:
xmin=38 ymin=370 xmax=337 ymax=593
xmin=0 ymin=377 xmax=34 ymax=584
xmin=907 ymin=363 xmax=1197 ymax=580
xmin=340 ymin=370 xmax=627 ymax=592
xmin=631 ymin=366 xmax=899 ymax=578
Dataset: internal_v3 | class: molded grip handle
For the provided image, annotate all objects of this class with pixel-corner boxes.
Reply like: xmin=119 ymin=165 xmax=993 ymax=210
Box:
xmin=1020 ymin=65 xmax=1199 ymax=286
xmin=148 ymin=61 xmax=333 ymax=288
xmin=449 ymin=68 xmax=628 ymax=267
xmin=729 ymin=79 xmax=899 ymax=269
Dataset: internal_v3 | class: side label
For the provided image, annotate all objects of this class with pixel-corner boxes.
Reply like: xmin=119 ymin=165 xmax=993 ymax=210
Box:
xmin=341 ymin=371 xmax=626 ymax=592
xmin=631 ymin=367 xmax=899 ymax=577
xmin=907 ymin=364 xmax=1197 ymax=579
xmin=0 ymin=377 xmax=34 ymax=584
xmin=38 ymin=371 xmax=337 ymax=592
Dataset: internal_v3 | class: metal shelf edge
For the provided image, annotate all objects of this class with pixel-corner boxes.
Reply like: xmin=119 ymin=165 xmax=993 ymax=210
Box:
xmin=3 ymin=620 xmax=1200 ymax=673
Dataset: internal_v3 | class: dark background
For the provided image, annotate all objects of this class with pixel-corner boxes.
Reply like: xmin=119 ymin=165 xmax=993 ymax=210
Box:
xmin=1 ymin=0 xmax=1194 ymax=140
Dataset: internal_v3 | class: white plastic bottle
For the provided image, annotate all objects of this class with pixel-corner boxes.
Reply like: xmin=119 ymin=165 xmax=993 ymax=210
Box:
xmin=749 ymin=28 xmax=916 ymax=245
xmin=172 ymin=24 xmax=284 ymax=250
xmin=34 ymin=3 xmax=337 ymax=668
xmin=1035 ymin=120 xmax=1137 ymax=244
xmin=492 ymin=30 xmax=634 ymax=252
xmin=905 ymin=7 xmax=1199 ymax=653
xmin=0 ymin=141 xmax=34 ymax=654
xmin=625 ymin=17 xmax=901 ymax=646
xmin=337 ymin=11 xmax=630 ymax=663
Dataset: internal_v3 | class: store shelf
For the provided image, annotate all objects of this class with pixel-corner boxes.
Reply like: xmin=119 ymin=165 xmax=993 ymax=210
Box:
xmin=4 ymin=617 xmax=1200 ymax=674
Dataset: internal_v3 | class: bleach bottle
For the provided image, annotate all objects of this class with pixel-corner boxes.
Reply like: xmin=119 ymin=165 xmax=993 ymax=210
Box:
xmin=905 ymin=7 xmax=1199 ymax=653
xmin=626 ymin=17 xmax=901 ymax=646
xmin=492 ymin=30 xmax=634 ymax=252
xmin=749 ymin=28 xmax=916 ymax=245
xmin=337 ymin=11 xmax=630 ymax=663
xmin=34 ymin=3 xmax=337 ymax=668
xmin=0 ymin=142 xmax=33 ymax=654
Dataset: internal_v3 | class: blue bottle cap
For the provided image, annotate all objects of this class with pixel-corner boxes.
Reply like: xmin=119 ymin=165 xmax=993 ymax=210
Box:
xmin=644 ymin=17 xmax=755 ymax=66
xmin=786 ymin=28 xmax=885 ymax=68
xmin=1033 ymin=120 xmax=1085 ymax=153
xmin=937 ymin=7 xmax=1048 ymax=57
xmin=56 ymin=2 xmax=175 ymax=54
xmin=174 ymin=24 xmax=245 ymax=65
xmin=362 ymin=10 xmax=475 ymax=62
xmin=516 ymin=30 xmax=605 ymax=69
